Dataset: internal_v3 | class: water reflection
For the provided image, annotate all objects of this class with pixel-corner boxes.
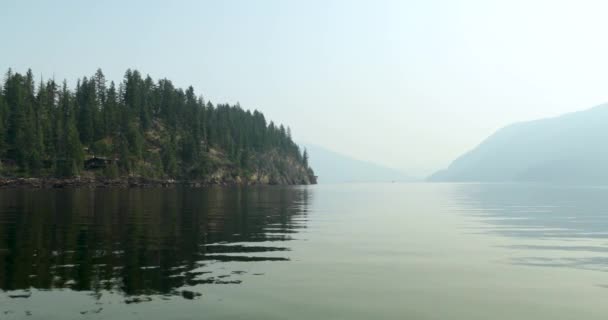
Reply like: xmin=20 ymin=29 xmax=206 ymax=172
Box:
xmin=453 ymin=183 xmax=608 ymax=273
xmin=0 ymin=186 xmax=311 ymax=302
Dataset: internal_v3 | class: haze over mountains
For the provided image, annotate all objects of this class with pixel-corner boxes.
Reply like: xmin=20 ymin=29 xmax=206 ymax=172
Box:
xmin=305 ymin=144 xmax=413 ymax=183
xmin=429 ymin=104 xmax=608 ymax=184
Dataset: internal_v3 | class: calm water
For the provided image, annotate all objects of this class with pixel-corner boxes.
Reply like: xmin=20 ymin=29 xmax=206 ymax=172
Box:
xmin=1 ymin=183 xmax=608 ymax=319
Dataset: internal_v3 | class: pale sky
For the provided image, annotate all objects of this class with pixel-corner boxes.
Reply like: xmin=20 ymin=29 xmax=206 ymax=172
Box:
xmin=2 ymin=0 xmax=608 ymax=177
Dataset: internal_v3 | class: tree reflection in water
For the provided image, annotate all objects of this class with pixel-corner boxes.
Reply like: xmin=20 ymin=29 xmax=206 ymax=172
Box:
xmin=0 ymin=186 xmax=311 ymax=302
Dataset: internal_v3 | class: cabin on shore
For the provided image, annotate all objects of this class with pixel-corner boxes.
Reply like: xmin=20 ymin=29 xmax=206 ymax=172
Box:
xmin=84 ymin=157 xmax=118 ymax=170
xmin=0 ymin=159 xmax=17 ymax=167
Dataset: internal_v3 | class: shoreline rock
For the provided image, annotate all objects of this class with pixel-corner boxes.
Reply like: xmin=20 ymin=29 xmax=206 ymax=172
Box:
xmin=0 ymin=176 xmax=315 ymax=189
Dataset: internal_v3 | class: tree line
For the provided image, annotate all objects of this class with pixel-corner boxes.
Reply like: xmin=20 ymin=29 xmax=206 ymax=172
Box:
xmin=0 ymin=68 xmax=312 ymax=179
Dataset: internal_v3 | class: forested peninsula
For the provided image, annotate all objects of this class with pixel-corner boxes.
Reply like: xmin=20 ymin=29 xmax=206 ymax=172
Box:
xmin=0 ymin=68 xmax=316 ymax=187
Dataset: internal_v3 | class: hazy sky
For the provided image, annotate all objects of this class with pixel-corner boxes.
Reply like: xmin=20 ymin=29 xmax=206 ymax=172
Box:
xmin=2 ymin=0 xmax=608 ymax=177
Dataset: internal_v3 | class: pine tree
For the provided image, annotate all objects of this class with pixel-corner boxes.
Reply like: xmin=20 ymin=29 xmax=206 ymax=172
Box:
xmin=303 ymin=148 xmax=309 ymax=168
xmin=93 ymin=69 xmax=106 ymax=140
xmin=76 ymin=77 xmax=95 ymax=146
xmin=55 ymin=81 xmax=83 ymax=177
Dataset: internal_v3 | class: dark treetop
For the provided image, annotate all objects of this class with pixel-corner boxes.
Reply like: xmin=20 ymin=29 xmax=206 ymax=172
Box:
xmin=0 ymin=68 xmax=315 ymax=185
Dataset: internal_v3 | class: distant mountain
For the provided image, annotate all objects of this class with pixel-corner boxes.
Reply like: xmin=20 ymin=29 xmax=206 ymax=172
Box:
xmin=428 ymin=104 xmax=608 ymax=184
xmin=304 ymin=144 xmax=414 ymax=183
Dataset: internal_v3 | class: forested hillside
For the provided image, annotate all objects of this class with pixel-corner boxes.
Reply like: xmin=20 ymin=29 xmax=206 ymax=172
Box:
xmin=0 ymin=68 xmax=316 ymax=185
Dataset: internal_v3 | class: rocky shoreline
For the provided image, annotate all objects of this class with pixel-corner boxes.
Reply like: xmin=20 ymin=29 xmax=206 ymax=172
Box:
xmin=0 ymin=176 xmax=314 ymax=189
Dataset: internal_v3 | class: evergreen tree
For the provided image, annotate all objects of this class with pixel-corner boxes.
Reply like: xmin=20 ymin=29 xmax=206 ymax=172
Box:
xmin=56 ymin=81 xmax=83 ymax=177
xmin=303 ymin=148 xmax=309 ymax=168
xmin=0 ymin=86 xmax=7 ymax=158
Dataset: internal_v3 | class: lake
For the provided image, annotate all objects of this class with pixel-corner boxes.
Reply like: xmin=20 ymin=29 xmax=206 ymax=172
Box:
xmin=1 ymin=183 xmax=608 ymax=319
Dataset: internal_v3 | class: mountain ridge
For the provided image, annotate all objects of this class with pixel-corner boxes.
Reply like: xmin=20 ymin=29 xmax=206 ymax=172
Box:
xmin=305 ymin=144 xmax=414 ymax=183
xmin=428 ymin=103 xmax=608 ymax=183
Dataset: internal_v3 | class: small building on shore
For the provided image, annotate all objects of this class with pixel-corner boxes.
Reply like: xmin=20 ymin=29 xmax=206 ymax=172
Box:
xmin=84 ymin=157 xmax=118 ymax=170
